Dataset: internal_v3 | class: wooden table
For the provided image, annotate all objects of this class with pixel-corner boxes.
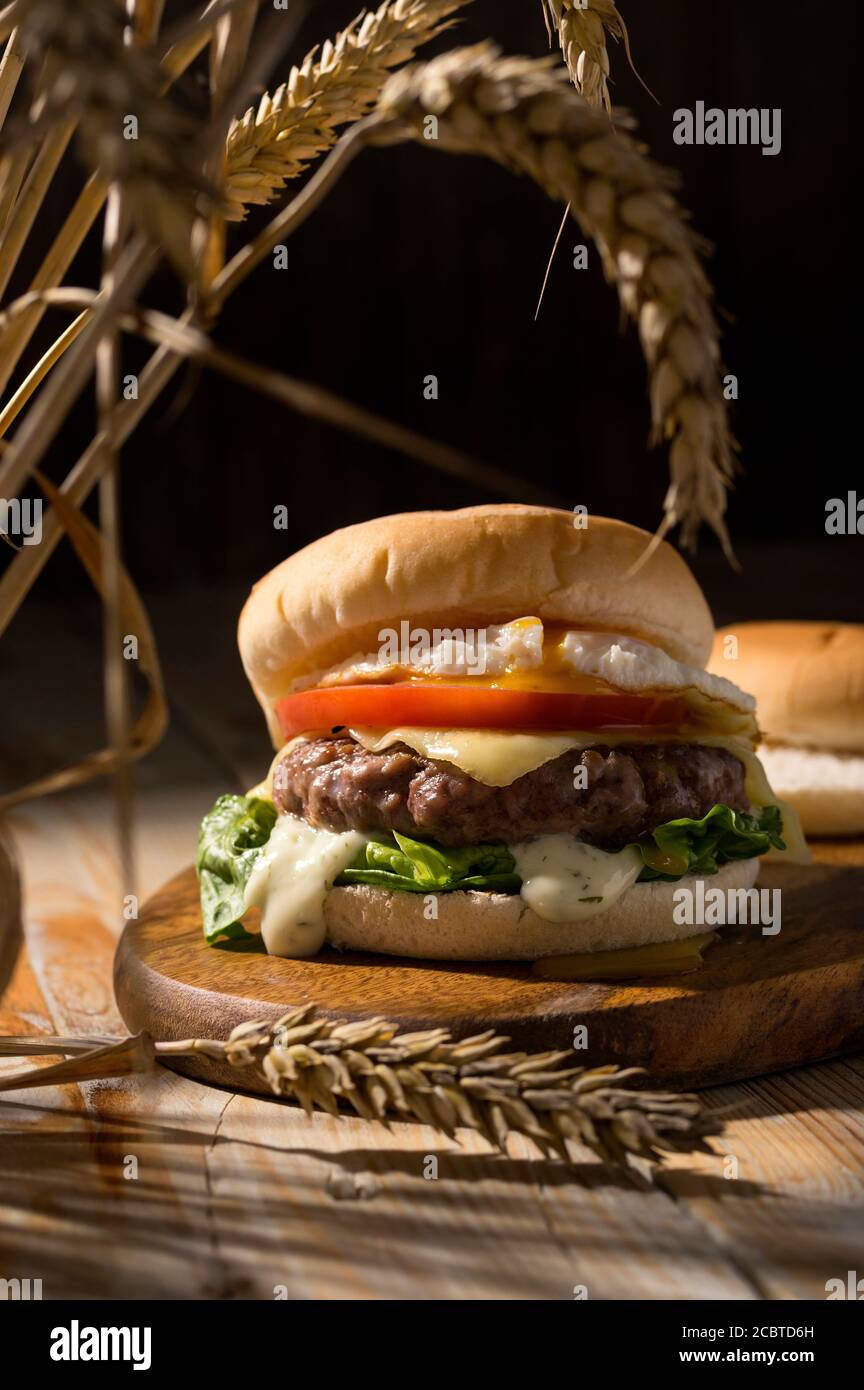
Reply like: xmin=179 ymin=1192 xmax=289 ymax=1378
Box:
xmin=2 ymin=600 xmax=863 ymax=1301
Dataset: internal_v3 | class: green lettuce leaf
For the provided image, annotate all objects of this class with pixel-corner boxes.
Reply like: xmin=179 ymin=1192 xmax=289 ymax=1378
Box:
xmin=196 ymin=794 xmax=276 ymax=943
xmin=634 ymin=803 xmax=786 ymax=881
xmin=196 ymin=798 xmax=786 ymax=943
xmin=336 ymin=805 xmax=785 ymax=896
xmin=337 ymin=832 xmax=521 ymax=894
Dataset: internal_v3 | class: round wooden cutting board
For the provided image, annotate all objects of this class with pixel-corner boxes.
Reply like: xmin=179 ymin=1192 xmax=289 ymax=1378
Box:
xmin=114 ymin=846 xmax=864 ymax=1093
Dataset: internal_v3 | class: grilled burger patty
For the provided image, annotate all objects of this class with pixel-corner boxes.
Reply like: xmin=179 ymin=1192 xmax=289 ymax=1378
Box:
xmin=273 ymin=736 xmax=749 ymax=849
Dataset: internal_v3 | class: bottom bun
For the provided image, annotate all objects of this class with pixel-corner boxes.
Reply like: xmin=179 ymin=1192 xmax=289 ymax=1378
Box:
xmin=324 ymin=858 xmax=761 ymax=962
xmin=758 ymin=745 xmax=864 ymax=837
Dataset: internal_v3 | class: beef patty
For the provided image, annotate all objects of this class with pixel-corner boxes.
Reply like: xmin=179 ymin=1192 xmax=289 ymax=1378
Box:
xmin=273 ymin=736 xmax=748 ymax=848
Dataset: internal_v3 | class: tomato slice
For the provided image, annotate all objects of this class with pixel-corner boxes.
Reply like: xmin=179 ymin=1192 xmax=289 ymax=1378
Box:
xmin=274 ymin=684 xmax=686 ymax=739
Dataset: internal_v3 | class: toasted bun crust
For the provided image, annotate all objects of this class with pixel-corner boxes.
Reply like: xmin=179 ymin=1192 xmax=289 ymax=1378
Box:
xmin=322 ymin=858 xmax=760 ymax=961
xmin=757 ymin=745 xmax=864 ymax=837
xmin=709 ymin=622 xmax=864 ymax=753
xmin=240 ymin=506 xmax=715 ymax=745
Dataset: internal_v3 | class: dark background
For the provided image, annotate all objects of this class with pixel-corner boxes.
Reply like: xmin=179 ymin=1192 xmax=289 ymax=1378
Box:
xmin=1 ymin=0 xmax=860 ymax=789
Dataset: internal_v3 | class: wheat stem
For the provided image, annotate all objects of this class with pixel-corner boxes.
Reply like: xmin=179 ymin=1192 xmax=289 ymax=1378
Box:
xmin=0 ymin=172 xmax=106 ymax=393
xmin=211 ymin=115 xmax=372 ymax=308
xmin=0 ymin=331 xmax=183 ymax=639
xmin=0 ymin=25 xmax=24 ymax=130
xmin=0 ymin=7 xmax=220 ymax=401
xmin=131 ymin=0 xmax=166 ymax=43
xmin=159 ymin=0 xmax=239 ymax=82
xmin=199 ymin=0 xmax=258 ymax=290
xmin=0 ymin=456 xmax=168 ymax=814
xmin=0 ymin=143 xmax=28 ymax=234
xmin=0 ymin=236 xmax=156 ymax=503
xmin=98 ymin=283 xmax=136 ymax=898
xmin=0 ymin=5 xmax=20 ymax=47
xmin=95 ymin=0 xmax=166 ymax=907
xmin=0 ymin=309 xmax=87 ymax=440
xmin=158 ymin=0 xmax=257 ymax=61
xmin=0 ymin=118 xmax=75 ymax=299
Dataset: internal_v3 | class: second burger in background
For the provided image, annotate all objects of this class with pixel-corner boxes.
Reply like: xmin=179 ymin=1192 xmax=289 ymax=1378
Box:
xmin=709 ymin=621 xmax=864 ymax=836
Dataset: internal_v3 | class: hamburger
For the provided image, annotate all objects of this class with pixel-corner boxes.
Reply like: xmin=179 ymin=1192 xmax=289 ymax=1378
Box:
xmin=709 ymin=621 xmax=864 ymax=836
xmin=196 ymin=505 xmax=807 ymax=961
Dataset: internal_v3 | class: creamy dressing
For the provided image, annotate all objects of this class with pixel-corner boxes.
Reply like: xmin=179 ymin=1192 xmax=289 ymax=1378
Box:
xmin=243 ymin=814 xmax=366 ymax=957
xmin=245 ymin=812 xmax=646 ymax=948
xmin=511 ymin=837 xmax=643 ymax=922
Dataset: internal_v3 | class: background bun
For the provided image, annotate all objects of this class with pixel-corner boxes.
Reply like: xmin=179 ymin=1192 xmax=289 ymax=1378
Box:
xmin=323 ymin=858 xmax=760 ymax=961
xmin=757 ymin=746 xmax=864 ymax=836
xmin=709 ymin=621 xmax=864 ymax=752
xmin=240 ymin=505 xmax=715 ymax=744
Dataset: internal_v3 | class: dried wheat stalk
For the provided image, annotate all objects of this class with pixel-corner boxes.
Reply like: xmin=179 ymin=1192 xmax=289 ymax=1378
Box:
xmin=224 ymin=0 xmax=471 ymax=219
xmin=94 ymin=0 xmax=168 ymax=904
xmin=0 ymin=332 xmax=183 ymax=639
xmin=0 ymin=0 xmax=273 ymax=514
xmin=0 ymin=463 xmax=168 ymax=814
xmin=209 ymin=1009 xmax=719 ymax=1163
xmin=0 ymin=1006 xmax=721 ymax=1167
xmin=370 ymin=44 xmax=736 ymax=554
xmin=0 ymin=825 xmax=21 ymax=1001
xmin=0 ymin=24 xmax=24 ymax=133
xmin=0 ymin=11 xmax=224 ymax=402
xmin=542 ymin=0 xmax=631 ymax=113
xmin=2 ymin=0 xmax=215 ymax=280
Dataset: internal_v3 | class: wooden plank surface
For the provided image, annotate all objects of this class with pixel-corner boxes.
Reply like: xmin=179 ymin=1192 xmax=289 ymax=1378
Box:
xmin=3 ymin=774 xmax=863 ymax=1299
xmin=1 ymin=603 xmax=863 ymax=1300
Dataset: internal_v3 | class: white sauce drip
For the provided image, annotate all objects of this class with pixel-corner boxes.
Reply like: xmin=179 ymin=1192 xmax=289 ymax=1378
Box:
xmin=244 ymin=815 xmax=366 ymax=957
xmin=511 ymin=836 xmax=643 ymax=922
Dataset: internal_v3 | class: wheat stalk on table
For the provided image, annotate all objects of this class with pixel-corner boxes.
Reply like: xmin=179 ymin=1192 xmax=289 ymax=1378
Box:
xmin=0 ymin=1005 xmax=722 ymax=1168
xmin=209 ymin=1008 xmax=720 ymax=1164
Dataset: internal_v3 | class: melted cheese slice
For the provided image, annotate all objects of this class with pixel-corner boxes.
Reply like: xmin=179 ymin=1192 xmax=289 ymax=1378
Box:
xmin=346 ymin=726 xmax=809 ymax=863
xmin=350 ymin=724 xmax=735 ymax=784
xmin=348 ymin=726 xmax=580 ymax=785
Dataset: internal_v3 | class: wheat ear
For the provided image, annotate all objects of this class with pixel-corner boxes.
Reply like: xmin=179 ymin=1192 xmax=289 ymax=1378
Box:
xmin=372 ymin=44 xmax=736 ymax=554
xmin=542 ymin=0 xmax=632 ymax=113
xmin=166 ymin=1006 xmax=721 ymax=1166
xmin=0 ymin=1012 xmax=721 ymax=1168
xmin=224 ymin=0 xmax=471 ymax=220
